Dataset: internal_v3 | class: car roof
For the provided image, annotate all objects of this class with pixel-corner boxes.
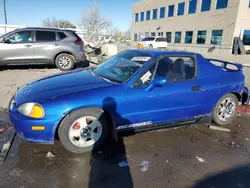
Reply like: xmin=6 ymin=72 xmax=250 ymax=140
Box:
xmin=128 ymin=49 xmax=199 ymax=56
xmin=16 ymin=27 xmax=74 ymax=32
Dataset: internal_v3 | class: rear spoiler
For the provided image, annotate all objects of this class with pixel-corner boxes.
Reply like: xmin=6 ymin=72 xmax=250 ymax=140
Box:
xmin=207 ymin=58 xmax=243 ymax=71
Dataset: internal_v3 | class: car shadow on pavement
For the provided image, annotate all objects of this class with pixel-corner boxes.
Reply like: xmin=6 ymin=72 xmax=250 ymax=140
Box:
xmin=88 ymin=97 xmax=134 ymax=188
xmin=194 ymin=164 xmax=250 ymax=188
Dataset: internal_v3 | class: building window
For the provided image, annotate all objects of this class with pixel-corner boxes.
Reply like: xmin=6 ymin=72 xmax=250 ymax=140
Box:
xmin=177 ymin=2 xmax=185 ymax=16
xmin=158 ymin=32 xmax=163 ymax=36
xmin=135 ymin=13 xmax=139 ymax=22
xmin=201 ymin=0 xmax=211 ymax=12
xmin=168 ymin=5 xmax=175 ymax=17
xmin=166 ymin=32 xmax=172 ymax=43
xmin=216 ymin=0 xmax=228 ymax=9
xmin=211 ymin=30 xmax=223 ymax=45
xmin=188 ymin=0 xmax=197 ymax=14
xmin=145 ymin=32 xmax=150 ymax=37
xmin=197 ymin=30 xmax=207 ymax=44
xmin=175 ymin=32 xmax=182 ymax=43
xmin=185 ymin=31 xmax=193 ymax=43
xmin=140 ymin=12 xmax=145 ymax=22
xmin=151 ymin=32 xmax=156 ymax=36
xmin=160 ymin=7 xmax=165 ymax=18
xmin=146 ymin=10 xmax=151 ymax=20
xmin=153 ymin=9 xmax=158 ymax=19
xmin=243 ymin=30 xmax=250 ymax=45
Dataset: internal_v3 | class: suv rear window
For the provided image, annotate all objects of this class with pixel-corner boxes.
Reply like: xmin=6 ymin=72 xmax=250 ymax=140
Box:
xmin=156 ymin=37 xmax=167 ymax=42
xmin=36 ymin=31 xmax=56 ymax=42
xmin=142 ymin=37 xmax=155 ymax=41
xmin=58 ymin=32 xmax=67 ymax=40
xmin=72 ymin=32 xmax=82 ymax=40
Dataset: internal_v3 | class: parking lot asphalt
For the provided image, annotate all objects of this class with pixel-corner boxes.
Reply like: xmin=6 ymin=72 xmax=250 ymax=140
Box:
xmin=0 ymin=113 xmax=249 ymax=188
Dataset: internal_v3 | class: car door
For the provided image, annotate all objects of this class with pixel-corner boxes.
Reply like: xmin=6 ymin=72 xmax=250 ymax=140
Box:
xmin=33 ymin=30 xmax=59 ymax=64
xmin=0 ymin=30 xmax=34 ymax=64
xmin=124 ymin=55 xmax=205 ymax=126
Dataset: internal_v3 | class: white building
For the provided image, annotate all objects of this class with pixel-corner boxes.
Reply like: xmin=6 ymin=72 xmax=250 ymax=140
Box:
xmin=132 ymin=0 xmax=250 ymax=54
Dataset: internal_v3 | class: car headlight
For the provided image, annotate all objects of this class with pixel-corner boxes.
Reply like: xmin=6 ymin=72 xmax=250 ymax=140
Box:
xmin=18 ymin=103 xmax=45 ymax=118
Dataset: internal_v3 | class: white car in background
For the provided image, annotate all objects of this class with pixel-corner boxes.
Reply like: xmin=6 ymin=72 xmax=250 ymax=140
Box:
xmin=139 ymin=36 xmax=168 ymax=49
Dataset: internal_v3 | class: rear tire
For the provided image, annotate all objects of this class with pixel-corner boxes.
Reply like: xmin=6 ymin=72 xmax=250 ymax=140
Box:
xmin=55 ymin=53 xmax=75 ymax=71
xmin=212 ymin=93 xmax=238 ymax=125
xmin=58 ymin=108 xmax=109 ymax=153
xmin=149 ymin=44 xmax=153 ymax=49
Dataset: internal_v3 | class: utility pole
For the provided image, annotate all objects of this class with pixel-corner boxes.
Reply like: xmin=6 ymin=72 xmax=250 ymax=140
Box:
xmin=3 ymin=0 xmax=8 ymax=33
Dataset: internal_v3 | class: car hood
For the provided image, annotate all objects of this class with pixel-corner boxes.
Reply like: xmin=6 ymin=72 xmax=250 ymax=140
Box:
xmin=15 ymin=69 xmax=113 ymax=105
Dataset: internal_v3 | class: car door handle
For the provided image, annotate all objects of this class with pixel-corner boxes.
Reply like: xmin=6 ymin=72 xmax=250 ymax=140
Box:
xmin=191 ymin=86 xmax=202 ymax=91
xmin=24 ymin=44 xmax=32 ymax=47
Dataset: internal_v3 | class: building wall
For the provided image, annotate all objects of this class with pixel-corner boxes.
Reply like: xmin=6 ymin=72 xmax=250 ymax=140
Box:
xmin=132 ymin=0 xmax=242 ymax=54
xmin=0 ymin=24 xmax=25 ymax=35
xmin=234 ymin=0 xmax=250 ymax=51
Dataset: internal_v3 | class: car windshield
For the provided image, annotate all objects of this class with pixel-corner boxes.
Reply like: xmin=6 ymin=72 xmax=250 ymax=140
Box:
xmin=0 ymin=30 xmax=15 ymax=39
xmin=92 ymin=50 xmax=152 ymax=83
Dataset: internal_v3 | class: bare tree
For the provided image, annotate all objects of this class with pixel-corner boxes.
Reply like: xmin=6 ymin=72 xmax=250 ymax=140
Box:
xmin=80 ymin=4 xmax=112 ymax=43
xmin=42 ymin=18 xmax=76 ymax=28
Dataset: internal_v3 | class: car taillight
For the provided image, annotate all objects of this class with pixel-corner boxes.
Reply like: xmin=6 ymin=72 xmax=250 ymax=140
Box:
xmin=74 ymin=39 xmax=83 ymax=45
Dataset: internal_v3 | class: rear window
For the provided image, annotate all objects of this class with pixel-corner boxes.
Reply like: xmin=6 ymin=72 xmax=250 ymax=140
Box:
xmin=142 ymin=37 xmax=155 ymax=41
xmin=156 ymin=37 xmax=167 ymax=42
xmin=36 ymin=31 xmax=56 ymax=42
xmin=58 ymin=32 xmax=67 ymax=40
xmin=72 ymin=32 xmax=81 ymax=40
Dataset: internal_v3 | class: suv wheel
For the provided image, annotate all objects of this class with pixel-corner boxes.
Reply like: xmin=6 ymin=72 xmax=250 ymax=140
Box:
xmin=55 ymin=53 xmax=75 ymax=71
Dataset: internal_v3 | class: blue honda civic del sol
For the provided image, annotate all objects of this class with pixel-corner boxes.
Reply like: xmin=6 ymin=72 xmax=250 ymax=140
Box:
xmin=9 ymin=49 xmax=249 ymax=153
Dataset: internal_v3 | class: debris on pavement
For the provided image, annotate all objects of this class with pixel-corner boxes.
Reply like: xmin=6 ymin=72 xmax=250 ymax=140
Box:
xmin=231 ymin=141 xmax=240 ymax=148
xmin=237 ymin=105 xmax=250 ymax=114
xmin=245 ymin=138 xmax=249 ymax=141
xmin=165 ymin=160 xmax=169 ymax=163
xmin=208 ymin=125 xmax=231 ymax=132
xmin=237 ymin=124 xmax=241 ymax=128
xmin=236 ymin=112 xmax=241 ymax=116
xmin=195 ymin=156 xmax=206 ymax=163
xmin=0 ymin=127 xmax=4 ymax=133
xmin=46 ymin=151 xmax=55 ymax=158
xmin=118 ymin=161 xmax=129 ymax=167
xmin=140 ymin=160 xmax=149 ymax=171
xmin=1 ymin=141 xmax=10 ymax=152
xmin=9 ymin=169 xmax=22 ymax=176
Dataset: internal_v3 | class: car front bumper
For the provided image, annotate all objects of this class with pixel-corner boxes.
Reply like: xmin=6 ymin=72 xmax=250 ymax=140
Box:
xmin=9 ymin=110 xmax=60 ymax=144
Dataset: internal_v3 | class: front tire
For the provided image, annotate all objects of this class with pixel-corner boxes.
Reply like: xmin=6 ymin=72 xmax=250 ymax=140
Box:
xmin=212 ymin=93 xmax=238 ymax=125
xmin=58 ymin=108 xmax=109 ymax=153
xmin=55 ymin=53 xmax=75 ymax=71
xmin=149 ymin=44 xmax=153 ymax=49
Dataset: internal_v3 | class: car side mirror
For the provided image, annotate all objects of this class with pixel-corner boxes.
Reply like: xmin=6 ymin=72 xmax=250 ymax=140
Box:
xmin=146 ymin=76 xmax=167 ymax=91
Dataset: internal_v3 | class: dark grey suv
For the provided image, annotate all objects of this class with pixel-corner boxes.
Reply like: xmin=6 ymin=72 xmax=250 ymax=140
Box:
xmin=0 ymin=27 xmax=86 ymax=71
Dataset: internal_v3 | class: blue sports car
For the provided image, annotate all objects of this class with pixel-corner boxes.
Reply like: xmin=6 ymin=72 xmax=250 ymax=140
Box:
xmin=9 ymin=49 xmax=249 ymax=153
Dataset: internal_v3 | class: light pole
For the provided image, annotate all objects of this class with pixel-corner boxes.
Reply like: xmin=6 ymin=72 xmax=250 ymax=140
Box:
xmin=3 ymin=0 xmax=8 ymax=33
